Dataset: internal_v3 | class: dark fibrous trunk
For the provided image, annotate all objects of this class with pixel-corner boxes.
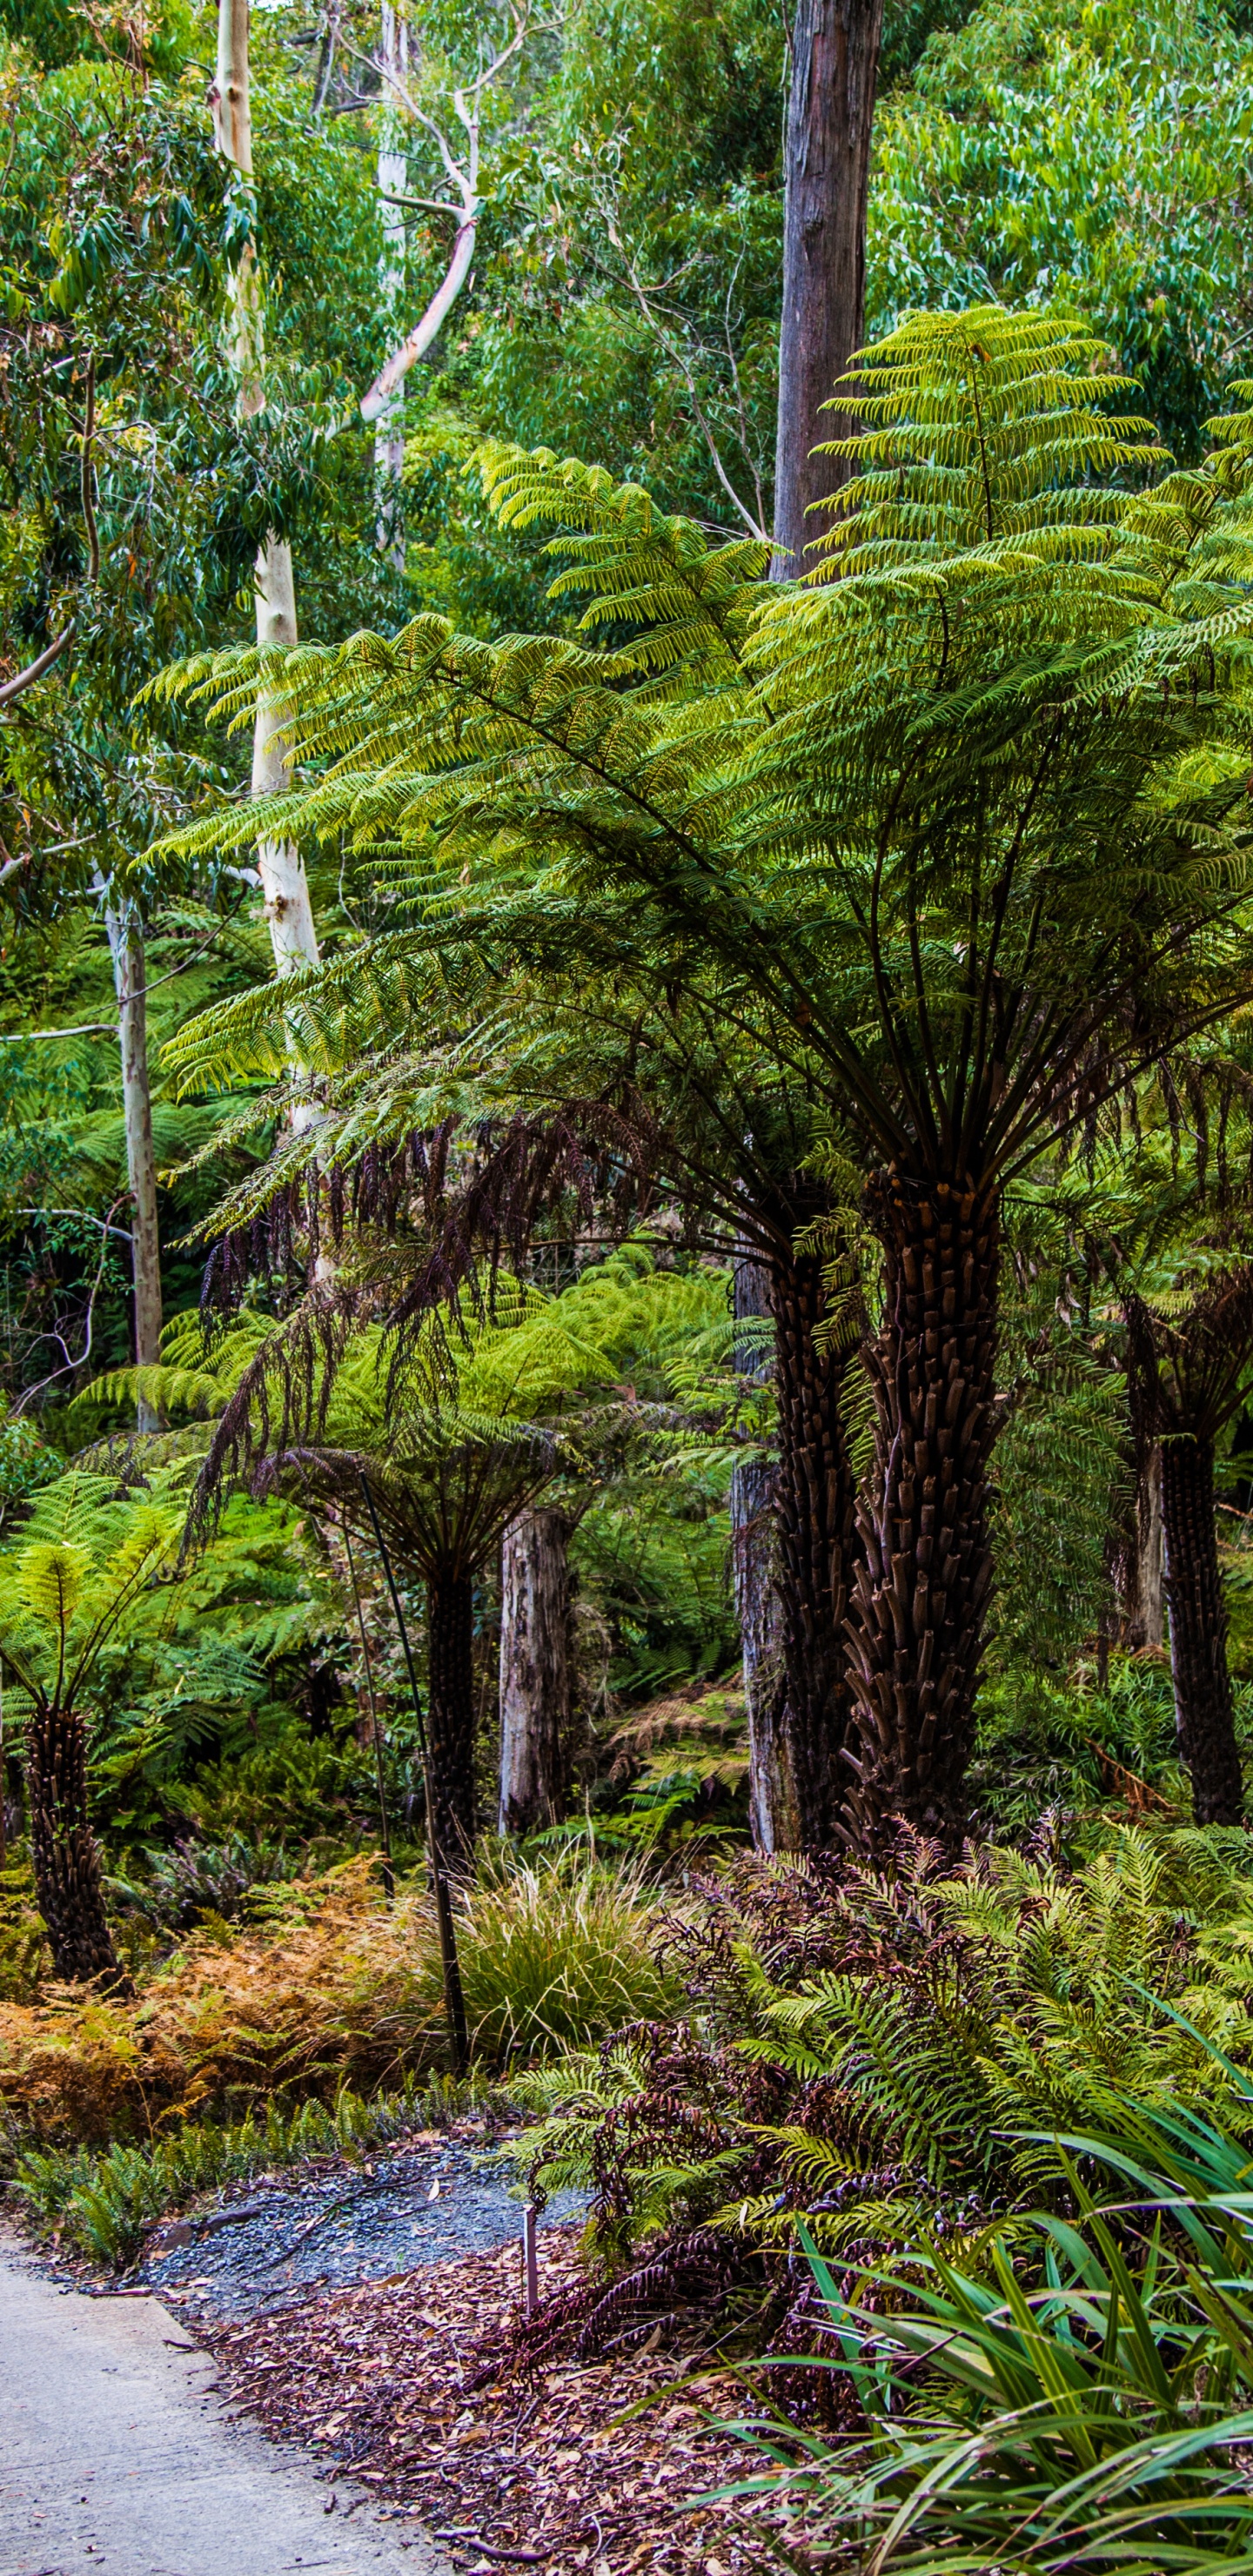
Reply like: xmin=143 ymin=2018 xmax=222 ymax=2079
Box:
xmin=770 ymin=1225 xmax=859 ymax=1847
xmin=498 ymin=1507 xmax=571 ymax=1837
xmin=27 ymin=1706 xmax=129 ymax=1986
xmin=773 ymin=0 xmax=886 ymax=573
xmin=845 ymin=1172 xmax=999 ymax=1853
xmin=1161 ymin=1433 xmax=1243 ymax=1825
xmin=425 ymin=1568 xmax=478 ymax=1868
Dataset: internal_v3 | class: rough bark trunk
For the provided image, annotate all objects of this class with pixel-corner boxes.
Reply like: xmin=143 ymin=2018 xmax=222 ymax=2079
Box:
xmin=845 ymin=1171 xmax=999 ymax=1853
xmin=1161 ymin=1432 xmax=1243 ymax=1825
xmin=498 ymin=1506 xmax=570 ymax=1836
xmin=104 ymin=905 xmax=162 ymax=1433
xmin=375 ymin=1 xmax=408 ymax=566
xmin=213 ymin=0 xmax=321 ymax=984
xmin=769 ymin=1221 xmax=858 ymax=1847
xmin=27 ymin=1704 xmax=127 ymax=1985
xmin=732 ymin=1247 xmax=799 ymax=1850
xmin=426 ymin=1566 xmax=477 ymax=1868
xmin=772 ymin=0 xmax=885 ymax=574
xmin=1136 ymin=1442 xmax=1165 ymax=1652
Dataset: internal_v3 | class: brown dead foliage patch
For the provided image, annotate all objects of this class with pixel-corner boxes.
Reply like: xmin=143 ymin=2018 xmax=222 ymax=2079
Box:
xmin=0 ymin=1860 xmax=442 ymax=2142
xmin=198 ymin=2224 xmax=774 ymax=2574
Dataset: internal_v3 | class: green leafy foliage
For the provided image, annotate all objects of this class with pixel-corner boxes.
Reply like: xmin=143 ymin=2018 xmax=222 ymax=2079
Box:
xmin=740 ymin=2184 xmax=1253 ymax=2572
xmin=509 ymin=1827 xmax=1253 ymax=2292
xmin=11 ymin=2071 xmax=489 ymax=2270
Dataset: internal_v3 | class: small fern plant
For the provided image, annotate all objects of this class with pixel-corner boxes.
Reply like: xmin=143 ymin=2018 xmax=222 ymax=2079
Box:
xmin=0 ymin=1472 xmax=179 ymax=1982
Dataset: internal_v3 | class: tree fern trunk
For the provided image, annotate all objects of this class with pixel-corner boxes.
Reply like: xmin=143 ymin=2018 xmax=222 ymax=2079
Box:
xmin=498 ymin=1506 xmax=570 ymax=1836
xmin=1161 ymin=1432 xmax=1243 ymax=1824
xmin=845 ymin=1171 xmax=999 ymax=1852
xmin=426 ymin=1567 xmax=477 ymax=1868
xmin=27 ymin=1705 xmax=127 ymax=1986
xmin=770 ymin=1224 xmax=858 ymax=1846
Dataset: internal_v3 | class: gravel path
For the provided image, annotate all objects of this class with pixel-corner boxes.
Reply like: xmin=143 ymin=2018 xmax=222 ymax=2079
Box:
xmin=0 ymin=2231 xmax=449 ymax=2576
xmin=137 ymin=2130 xmax=585 ymax=2326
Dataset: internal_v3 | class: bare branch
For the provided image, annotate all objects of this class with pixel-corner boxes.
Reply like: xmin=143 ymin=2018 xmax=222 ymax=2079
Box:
xmin=81 ymin=353 xmax=99 ymax=584
xmin=0 ymin=627 xmax=74 ymax=708
xmin=353 ymin=9 xmax=530 ymax=426
xmin=18 ymin=1208 xmax=134 ymax=1241
xmin=359 ymin=218 xmax=478 ymax=422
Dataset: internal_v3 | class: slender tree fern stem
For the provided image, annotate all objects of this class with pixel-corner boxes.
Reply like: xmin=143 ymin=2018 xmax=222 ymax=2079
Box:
xmin=426 ymin=1567 xmax=478 ymax=1871
xmin=103 ymin=902 xmax=162 ymax=1434
xmin=845 ymin=1171 xmax=999 ymax=1851
xmin=1161 ymin=1432 xmax=1243 ymax=1825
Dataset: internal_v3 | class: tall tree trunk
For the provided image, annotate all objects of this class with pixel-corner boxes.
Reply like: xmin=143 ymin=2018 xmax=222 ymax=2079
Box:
xmin=375 ymin=2 xmax=408 ymax=565
xmin=212 ymin=0 xmax=320 ymax=983
xmin=426 ymin=1566 xmax=477 ymax=1868
xmin=27 ymin=1704 xmax=127 ymax=1985
xmin=104 ymin=903 xmax=162 ymax=1432
xmin=845 ymin=1171 xmax=999 ymax=1853
xmin=1133 ymin=1442 xmax=1165 ymax=1651
xmin=498 ymin=1506 xmax=570 ymax=1836
xmin=773 ymin=0 xmax=885 ymax=574
xmin=769 ymin=1212 xmax=859 ymax=1846
xmin=1161 ymin=1432 xmax=1243 ymax=1825
xmin=732 ymin=1246 xmax=799 ymax=1850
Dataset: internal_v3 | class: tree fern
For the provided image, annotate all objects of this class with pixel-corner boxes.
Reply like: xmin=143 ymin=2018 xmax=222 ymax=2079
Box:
xmin=155 ymin=305 xmax=1253 ymax=1848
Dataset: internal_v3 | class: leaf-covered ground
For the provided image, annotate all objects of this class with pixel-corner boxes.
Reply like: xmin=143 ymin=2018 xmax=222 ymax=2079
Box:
xmin=197 ymin=2225 xmax=771 ymax=2574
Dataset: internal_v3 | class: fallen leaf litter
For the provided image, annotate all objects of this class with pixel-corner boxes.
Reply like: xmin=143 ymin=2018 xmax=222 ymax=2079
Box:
xmin=202 ymin=2222 xmax=774 ymax=2573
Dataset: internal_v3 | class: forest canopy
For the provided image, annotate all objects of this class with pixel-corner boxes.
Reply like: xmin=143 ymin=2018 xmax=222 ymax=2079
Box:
xmin=3 ymin=0 xmax=1253 ymax=1982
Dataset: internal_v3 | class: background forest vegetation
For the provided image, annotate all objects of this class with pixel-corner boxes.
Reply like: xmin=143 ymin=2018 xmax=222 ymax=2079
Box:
xmin=8 ymin=16 xmax=1253 ymax=2506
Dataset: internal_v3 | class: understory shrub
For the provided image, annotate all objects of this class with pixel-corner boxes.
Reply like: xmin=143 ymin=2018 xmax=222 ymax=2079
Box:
xmin=452 ymin=1849 xmax=677 ymax=2062
xmin=735 ymin=2174 xmax=1253 ymax=2573
xmin=502 ymin=1824 xmax=1253 ymax=2367
xmin=13 ymin=2071 xmax=486 ymax=2270
xmin=0 ymin=1857 xmax=47 ymax=2002
xmin=0 ymin=1848 xmax=667 ymax=2146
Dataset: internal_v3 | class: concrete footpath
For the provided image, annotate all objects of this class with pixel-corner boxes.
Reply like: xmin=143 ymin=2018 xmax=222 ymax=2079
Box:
xmin=0 ymin=2240 xmax=449 ymax=2576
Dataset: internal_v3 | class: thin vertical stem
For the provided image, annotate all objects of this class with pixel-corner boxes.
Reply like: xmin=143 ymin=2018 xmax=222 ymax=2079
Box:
xmin=358 ymin=1472 xmax=469 ymax=2073
xmin=341 ymin=1513 xmax=394 ymax=1899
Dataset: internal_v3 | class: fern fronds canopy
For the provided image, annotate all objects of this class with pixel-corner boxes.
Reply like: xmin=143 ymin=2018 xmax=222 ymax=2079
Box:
xmin=158 ymin=305 xmax=1253 ymax=1199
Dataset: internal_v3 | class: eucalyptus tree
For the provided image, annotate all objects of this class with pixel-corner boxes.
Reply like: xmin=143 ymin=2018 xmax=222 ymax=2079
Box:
xmin=774 ymin=0 xmax=885 ymax=570
xmin=157 ymin=305 xmax=1253 ymax=1850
